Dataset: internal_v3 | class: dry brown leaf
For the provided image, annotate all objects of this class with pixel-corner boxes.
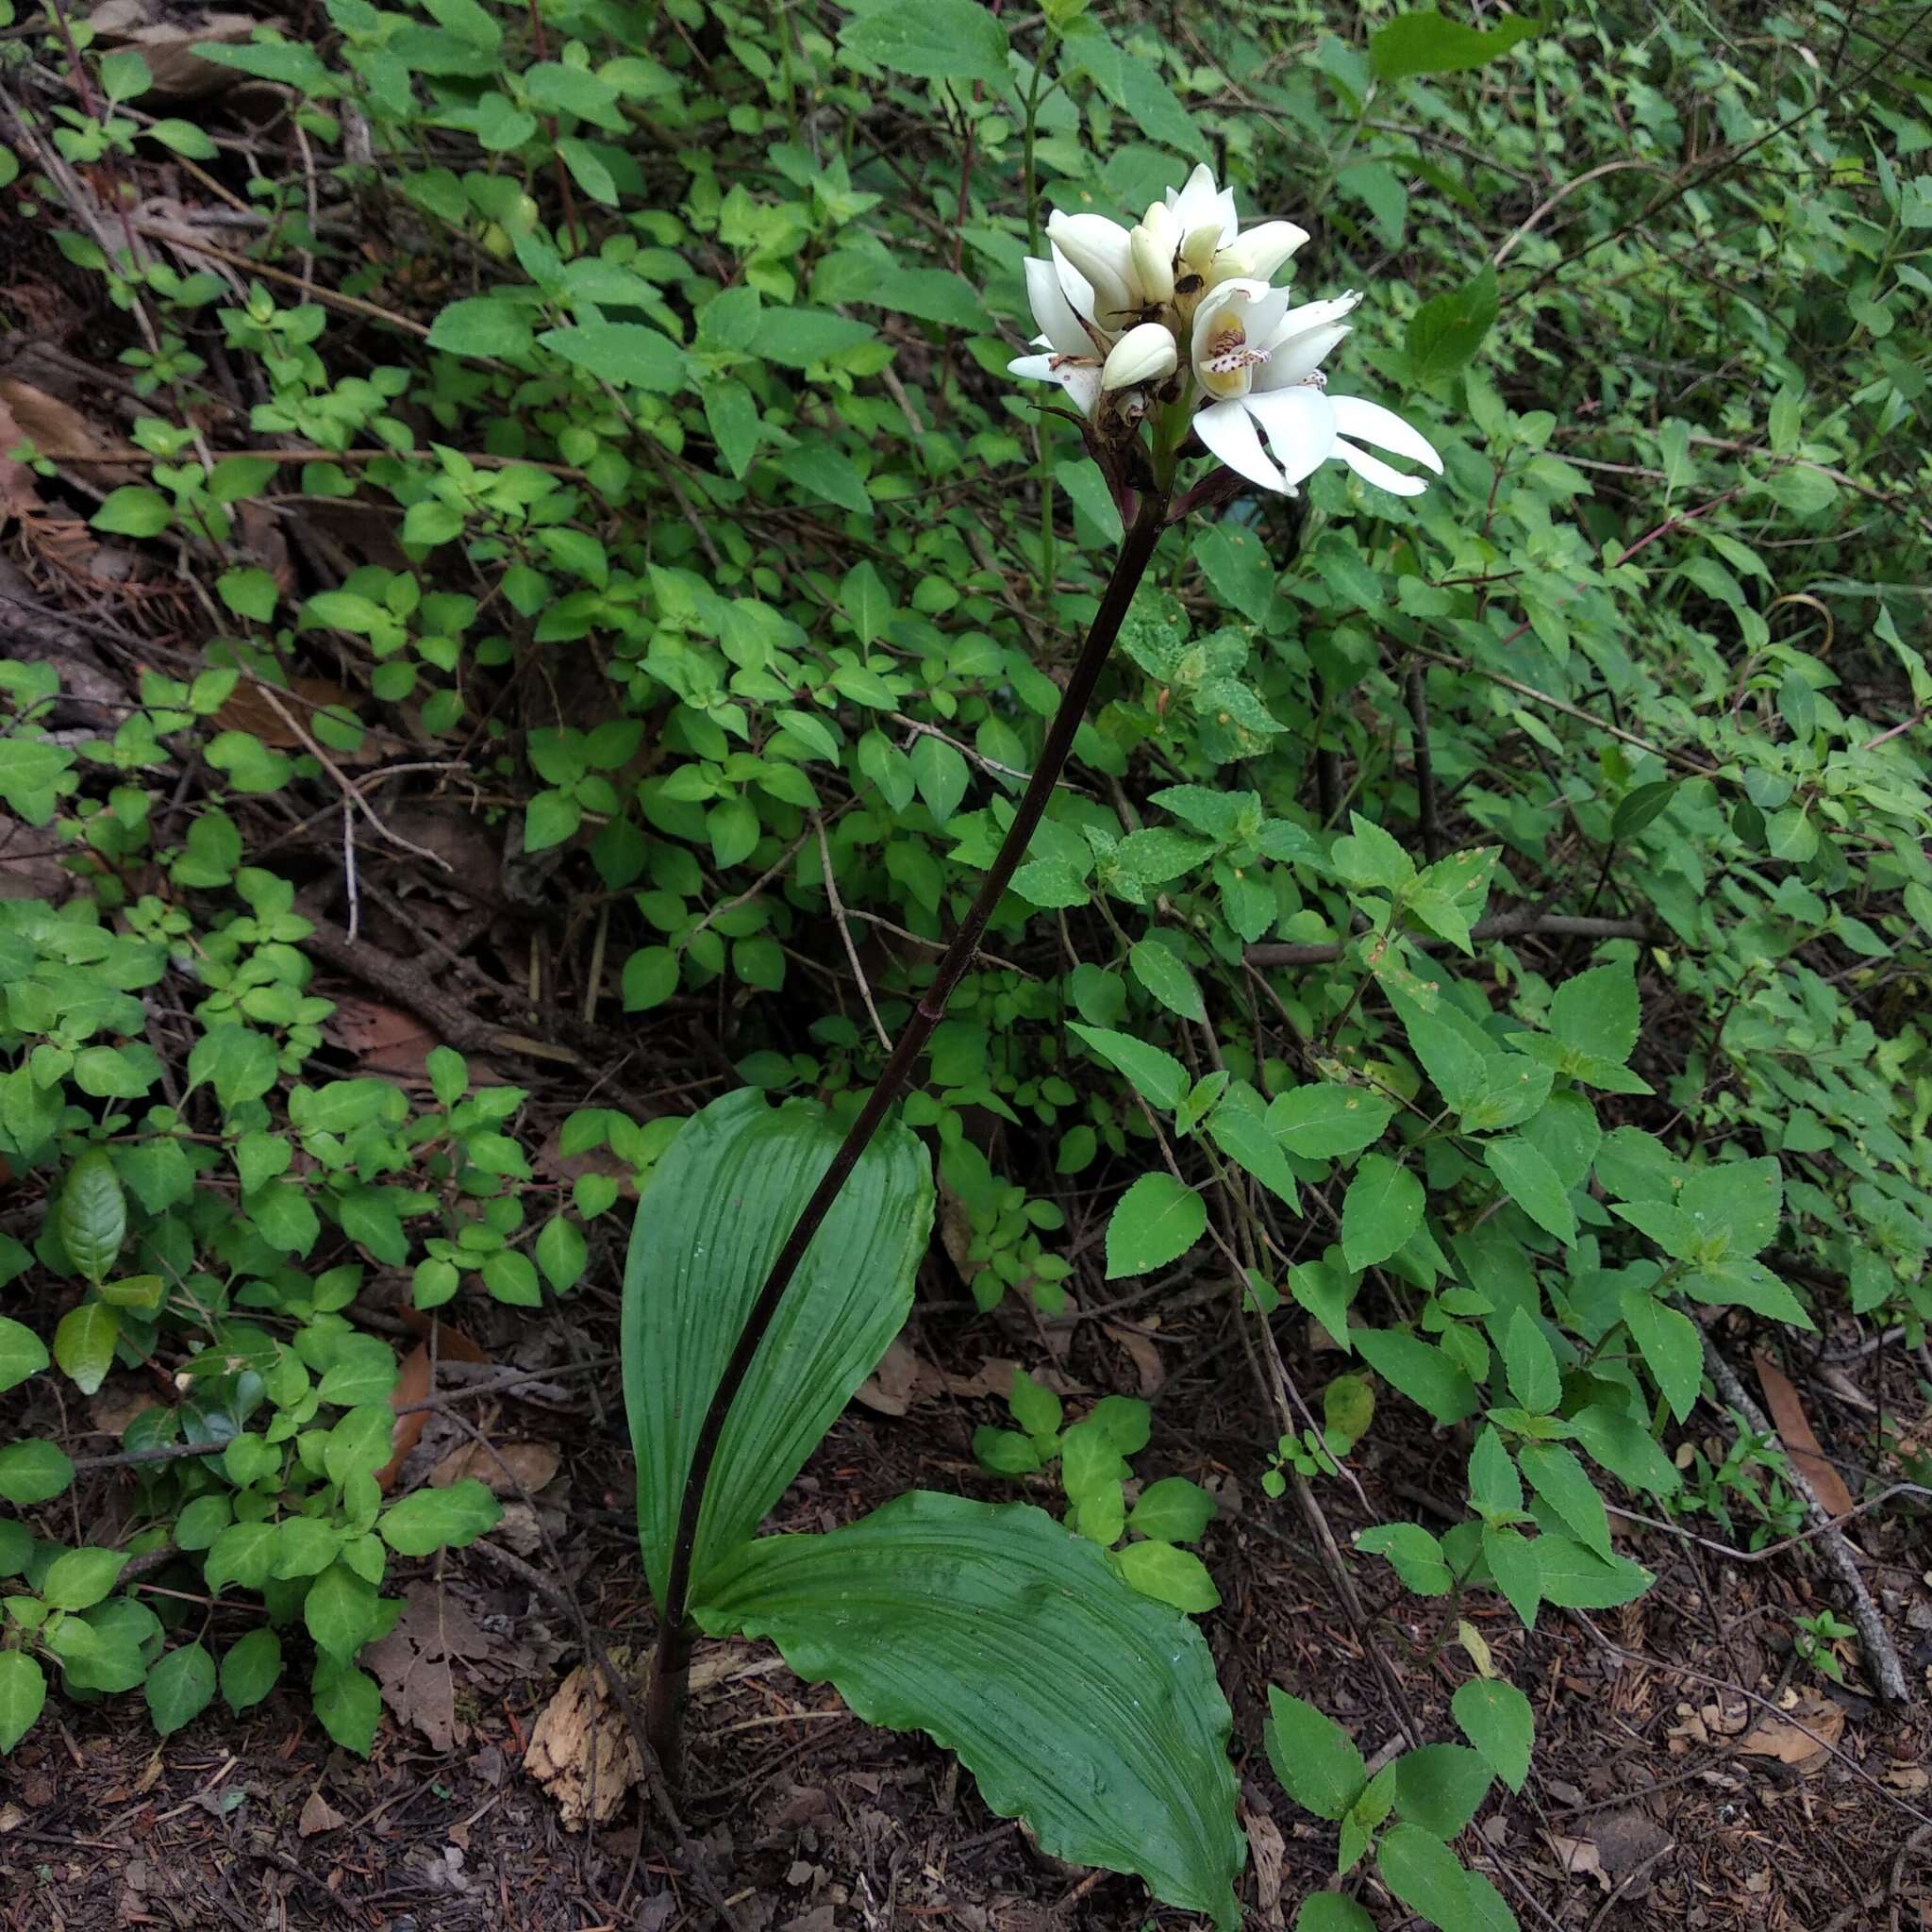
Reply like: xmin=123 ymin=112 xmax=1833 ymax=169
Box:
xmin=1239 ymin=1802 xmax=1287 ymax=1927
xmin=1103 ymin=1320 xmax=1166 ymax=1396
xmin=1546 ymin=1833 xmax=1609 ymax=1891
xmin=853 ymin=1337 xmax=924 ymax=1416
xmin=86 ymin=1376 xmax=158 ymax=1438
xmin=429 ymin=1439 xmax=560 ymax=1497
xmin=526 ymin=1659 xmax=642 ymax=1830
xmin=297 ymin=1790 xmax=346 ymax=1837
xmin=379 ymin=1320 xmax=491 ymax=1491
xmin=212 ymin=676 xmax=359 ymax=750
xmin=88 ymin=1 xmax=259 ymax=97
xmin=1739 ymin=1690 xmax=1843 ymax=1768
xmin=0 ymin=379 xmax=142 ymax=485
xmin=364 ymin=1584 xmax=492 ymax=1753
xmin=1753 ymin=1350 xmax=1857 ymax=1519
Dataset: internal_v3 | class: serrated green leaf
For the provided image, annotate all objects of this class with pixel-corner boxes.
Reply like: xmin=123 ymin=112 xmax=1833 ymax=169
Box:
xmin=1264 ymin=1687 xmax=1367 ymax=1822
xmin=1341 ymin=1155 xmax=1424 ymax=1270
xmin=1105 ymin=1172 xmax=1208 ymax=1279
xmin=221 ymin=1628 xmax=284 ymax=1715
xmin=1501 ymin=1307 xmax=1559 ymax=1415
xmin=1483 ymin=1137 xmax=1575 ymax=1243
xmin=1452 ymin=1677 xmax=1533 ymax=1792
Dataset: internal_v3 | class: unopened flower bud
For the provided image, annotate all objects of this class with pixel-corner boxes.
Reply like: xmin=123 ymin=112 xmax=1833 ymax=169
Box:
xmin=1129 ymin=225 xmax=1175 ymax=306
xmin=1101 ymin=321 xmax=1177 ymax=391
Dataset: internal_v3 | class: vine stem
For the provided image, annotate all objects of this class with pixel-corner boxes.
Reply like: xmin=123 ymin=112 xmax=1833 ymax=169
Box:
xmin=642 ymin=487 xmax=1173 ymax=1769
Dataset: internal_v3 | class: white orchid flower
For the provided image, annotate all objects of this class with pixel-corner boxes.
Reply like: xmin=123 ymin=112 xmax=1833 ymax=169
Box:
xmin=1011 ymin=158 xmax=1442 ymax=502
xmin=1190 ymin=282 xmax=1442 ymax=495
xmin=1007 ymin=246 xmax=1114 ymax=419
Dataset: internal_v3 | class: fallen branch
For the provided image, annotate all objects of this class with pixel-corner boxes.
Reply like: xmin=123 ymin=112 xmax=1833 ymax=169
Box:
xmin=1245 ymin=910 xmax=1648 ymax=969
xmin=1702 ymin=1338 xmax=1912 ymax=1705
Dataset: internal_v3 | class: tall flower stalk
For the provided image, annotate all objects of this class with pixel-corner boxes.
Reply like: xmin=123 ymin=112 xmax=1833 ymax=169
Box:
xmin=645 ymin=159 xmax=1442 ymax=1770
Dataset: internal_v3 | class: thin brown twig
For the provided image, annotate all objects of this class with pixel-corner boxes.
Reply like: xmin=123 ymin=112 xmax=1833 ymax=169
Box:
xmin=816 ymin=814 xmax=891 ymax=1051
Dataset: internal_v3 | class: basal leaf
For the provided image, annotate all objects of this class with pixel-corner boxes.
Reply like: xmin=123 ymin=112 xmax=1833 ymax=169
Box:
xmin=623 ymin=1090 xmax=934 ymax=1606
xmin=696 ymin=1492 xmax=1243 ymax=1929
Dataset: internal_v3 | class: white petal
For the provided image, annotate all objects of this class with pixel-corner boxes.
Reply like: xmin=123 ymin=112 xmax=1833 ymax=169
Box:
xmin=1024 ymin=256 xmax=1091 ymax=360
xmin=1244 ymin=386 xmax=1336 ymax=485
xmin=1102 ymin=321 xmax=1177 ymax=391
xmin=1008 ymin=353 xmax=1058 ymax=382
xmin=1129 ymin=225 xmax=1175 ymax=304
xmin=1212 ymin=185 xmax=1239 ymax=247
xmin=1236 ymin=220 xmax=1310 ymax=281
xmin=1258 ymin=291 xmax=1363 ymax=351
xmin=1047 ymin=212 xmax=1136 ymax=322
xmin=1057 ymin=364 xmax=1104 ymax=419
xmin=1168 ymin=162 xmax=1221 ymax=236
xmin=1257 ymin=324 xmax=1351 ymax=388
xmin=1333 ymin=438 xmax=1431 ymax=497
xmin=1328 ymin=394 xmax=1443 ymax=474
xmin=1194 ymin=398 xmax=1285 ymax=492
xmin=1137 ymin=198 xmax=1178 ymax=257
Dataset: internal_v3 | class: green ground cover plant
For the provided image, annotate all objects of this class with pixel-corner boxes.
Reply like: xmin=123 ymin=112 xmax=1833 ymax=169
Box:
xmin=0 ymin=0 xmax=1928 ymax=1923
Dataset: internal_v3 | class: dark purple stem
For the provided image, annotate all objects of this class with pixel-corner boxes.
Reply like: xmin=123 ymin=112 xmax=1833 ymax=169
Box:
xmin=642 ymin=487 xmax=1172 ymax=1770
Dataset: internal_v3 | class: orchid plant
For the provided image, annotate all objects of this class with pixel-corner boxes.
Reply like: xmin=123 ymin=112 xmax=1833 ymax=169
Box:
xmin=1011 ymin=163 xmax=1443 ymax=516
xmin=626 ymin=152 xmax=1449 ymax=1930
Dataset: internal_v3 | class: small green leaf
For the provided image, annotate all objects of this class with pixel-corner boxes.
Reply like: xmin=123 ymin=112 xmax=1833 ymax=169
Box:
xmin=426 ymin=294 xmax=533 ymax=358
xmin=0 ymin=1652 xmax=47 ymax=1753
xmin=311 ymin=1657 xmax=382 ymax=1756
xmin=221 ymin=1628 xmax=284 ymax=1715
xmin=1069 ymin=1024 xmax=1189 ymax=1113
xmin=1007 ymin=1368 xmax=1061 ymax=1441
xmin=378 ymin=1479 xmax=503 ymax=1556
xmin=1395 ymin=1742 xmax=1493 ymax=1840
xmin=0 ymin=1316 xmax=50 ymax=1393
xmin=1378 ymin=1822 xmax=1520 ymax=1932
xmin=1452 ymin=1677 xmax=1534 ymax=1792
xmin=539 ymin=322 xmax=685 ymax=391
xmin=1264 ymin=1687 xmax=1367 ymax=1822
xmin=1114 ymin=1539 xmax=1220 ymax=1611
xmin=1356 ymin=1522 xmax=1453 ymax=1595
xmin=42 ymin=1547 xmax=128 ymax=1611
xmin=1341 ymin=1155 xmax=1424 ymax=1271
xmin=1372 ymin=9 xmax=1540 ymax=81
xmin=0 ymin=1440 xmax=75 ymax=1506
xmin=1105 ymin=1173 xmax=1208 ymax=1279
xmin=1620 ymin=1289 xmax=1702 ymax=1423
xmin=1549 ymin=964 xmax=1639 ymax=1067
xmin=1405 ymin=265 xmax=1499 ymax=386
xmin=534 ymin=1214 xmax=588 ymax=1292
xmin=1482 ymin=1523 xmax=1542 ymax=1628
xmin=305 ymin=1561 xmax=382 ymax=1658
xmin=146 ymin=1642 xmax=216 ymax=1736
xmin=1517 ymin=1443 xmax=1612 ymax=1559
xmin=1483 ymin=1138 xmax=1575 ymax=1243
xmin=1296 ymin=1898 xmax=1376 ymax=1932
xmin=1127 ymin=1476 xmax=1217 ymax=1545
xmin=1501 ymin=1307 xmax=1559 ymax=1415
xmin=59 ymin=1150 xmax=125 ymax=1287
xmin=1355 ymin=1330 xmax=1478 ymax=1426
xmin=1129 ymin=940 xmax=1207 ymax=1024
xmin=838 ymin=0 xmax=1009 ymax=85
xmin=91 ymin=485 xmax=172 ymax=537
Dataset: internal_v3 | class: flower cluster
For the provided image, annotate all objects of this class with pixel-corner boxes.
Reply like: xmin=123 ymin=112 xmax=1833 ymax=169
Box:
xmin=1009 ymin=163 xmax=1441 ymax=500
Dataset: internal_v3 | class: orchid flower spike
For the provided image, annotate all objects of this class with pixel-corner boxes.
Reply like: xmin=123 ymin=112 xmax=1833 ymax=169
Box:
xmin=1008 ymin=161 xmax=1442 ymax=504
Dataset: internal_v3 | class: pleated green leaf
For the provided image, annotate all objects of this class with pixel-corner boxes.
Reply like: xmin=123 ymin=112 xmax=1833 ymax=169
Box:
xmin=695 ymin=1491 xmax=1243 ymax=1929
xmin=623 ymin=1089 xmax=934 ymax=1606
